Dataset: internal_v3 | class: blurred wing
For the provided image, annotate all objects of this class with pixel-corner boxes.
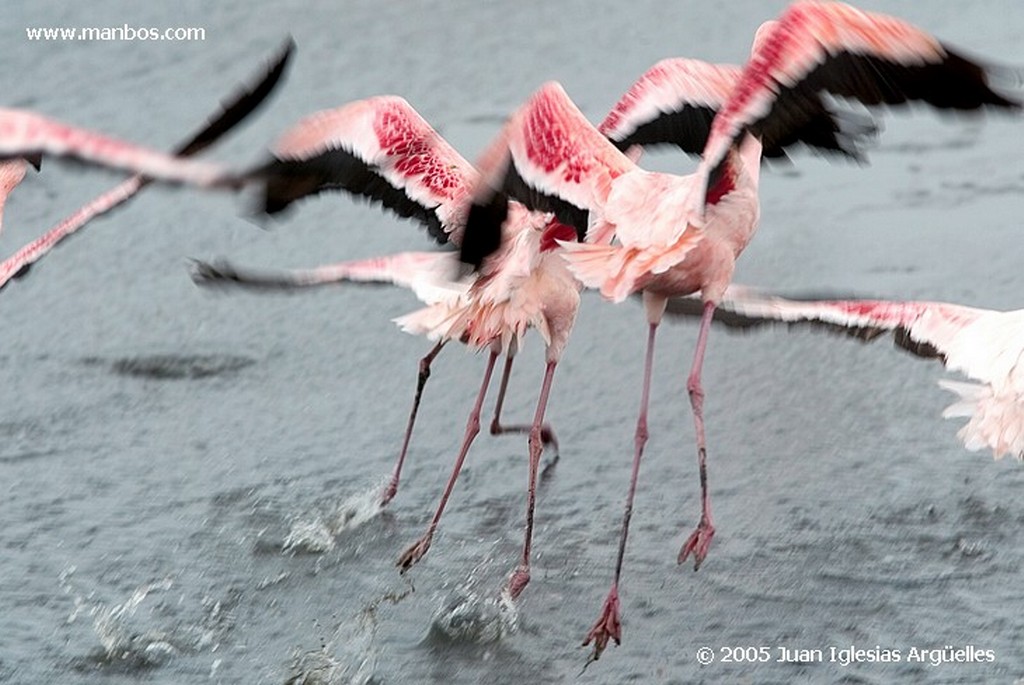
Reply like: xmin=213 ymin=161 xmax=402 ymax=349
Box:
xmin=600 ymin=59 xmax=742 ymax=155
xmin=174 ymin=38 xmax=295 ymax=157
xmin=702 ymin=0 xmax=1021 ymax=175
xmin=0 ymin=39 xmax=294 ymax=289
xmin=0 ymin=109 xmax=235 ymax=187
xmin=460 ymin=81 xmax=636 ymax=267
xmin=667 ymin=287 xmax=1024 ymax=459
xmin=667 ymin=286 xmax=986 ymax=362
xmin=257 ymin=96 xmax=477 ymax=246
xmin=599 ymin=56 xmax=874 ymax=160
xmin=192 ymin=251 xmax=446 ymax=290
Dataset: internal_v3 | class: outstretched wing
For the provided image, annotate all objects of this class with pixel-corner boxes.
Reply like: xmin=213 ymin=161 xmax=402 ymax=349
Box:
xmin=191 ymin=251 xmax=465 ymax=309
xmin=701 ymin=0 xmax=1021 ymax=177
xmin=0 ymin=39 xmax=294 ymax=289
xmin=667 ymin=286 xmax=985 ymax=362
xmin=599 ymin=56 xmax=874 ymax=160
xmin=666 ymin=287 xmax=1024 ymax=459
xmin=461 ymin=81 xmax=636 ymax=267
xmin=191 ymin=251 xmax=447 ymax=291
xmin=256 ymin=96 xmax=477 ymax=246
xmin=174 ymin=38 xmax=295 ymax=157
xmin=0 ymin=109 xmax=237 ymax=187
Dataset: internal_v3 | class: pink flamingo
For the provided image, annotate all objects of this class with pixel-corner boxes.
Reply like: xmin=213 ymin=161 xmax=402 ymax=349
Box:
xmin=666 ymin=286 xmax=1024 ymax=460
xmin=0 ymin=40 xmax=294 ymax=290
xmin=195 ymin=77 xmax=862 ymax=598
xmin=192 ymin=95 xmax=578 ymax=599
xmin=461 ymin=0 xmax=1019 ymax=658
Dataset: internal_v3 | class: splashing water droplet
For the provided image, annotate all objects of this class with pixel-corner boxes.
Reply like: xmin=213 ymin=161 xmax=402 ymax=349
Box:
xmin=283 ymin=480 xmax=386 ymax=554
xmin=429 ymin=587 xmax=519 ymax=644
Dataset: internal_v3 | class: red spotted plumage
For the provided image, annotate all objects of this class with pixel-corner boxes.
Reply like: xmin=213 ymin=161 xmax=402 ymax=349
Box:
xmin=261 ymin=95 xmax=475 ymax=244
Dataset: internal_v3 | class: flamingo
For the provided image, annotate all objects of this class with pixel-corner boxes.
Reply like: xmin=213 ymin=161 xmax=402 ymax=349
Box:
xmin=191 ymin=95 xmax=579 ymax=599
xmin=0 ymin=40 xmax=294 ymax=290
xmin=665 ymin=286 xmax=1024 ymax=460
xmin=460 ymin=0 xmax=1019 ymax=658
xmin=192 ymin=76 xmax=865 ymax=598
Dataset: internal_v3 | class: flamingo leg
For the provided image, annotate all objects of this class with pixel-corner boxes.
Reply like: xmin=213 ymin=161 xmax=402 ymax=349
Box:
xmin=507 ymin=359 xmax=558 ymax=599
xmin=584 ymin=320 xmax=659 ymax=660
xmin=490 ymin=353 xmax=560 ymax=457
xmin=381 ymin=339 xmax=448 ymax=506
xmin=678 ymin=301 xmax=717 ymax=570
xmin=397 ymin=347 xmax=499 ymax=572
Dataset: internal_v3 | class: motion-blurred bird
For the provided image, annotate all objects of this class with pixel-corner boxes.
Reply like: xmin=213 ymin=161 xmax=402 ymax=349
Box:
xmin=0 ymin=39 xmax=294 ymax=289
xmin=460 ymin=0 xmax=1019 ymax=658
xmin=192 ymin=95 xmax=578 ymax=599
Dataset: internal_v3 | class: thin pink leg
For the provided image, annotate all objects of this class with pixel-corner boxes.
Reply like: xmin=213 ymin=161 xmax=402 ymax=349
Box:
xmin=397 ymin=348 xmax=500 ymax=572
xmin=507 ymin=359 xmax=558 ymax=599
xmin=381 ymin=340 xmax=447 ymax=506
xmin=584 ymin=321 xmax=659 ymax=661
xmin=678 ymin=301 xmax=717 ymax=570
xmin=490 ymin=354 xmax=560 ymax=456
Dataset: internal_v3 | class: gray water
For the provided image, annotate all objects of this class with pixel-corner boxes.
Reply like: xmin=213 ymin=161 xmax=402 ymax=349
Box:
xmin=2 ymin=1 xmax=1023 ymax=682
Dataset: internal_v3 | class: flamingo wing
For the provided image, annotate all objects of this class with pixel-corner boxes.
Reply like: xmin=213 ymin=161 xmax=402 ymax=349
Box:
xmin=0 ymin=109 xmax=237 ymax=188
xmin=666 ymin=288 xmax=1024 ymax=459
xmin=461 ymin=81 xmax=636 ymax=268
xmin=191 ymin=251 xmax=456 ymax=295
xmin=702 ymin=0 xmax=1021 ymax=175
xmin=174 ymin=38 xmax=295 ymax=157
xmin=599 ymin=56 xmax=874 ymax=160
xmin=256 ymin=96 xmax=477 ymax=246
xmin=0 ymin=39 xmax=294 ymax=290
xmin=666 ymin=286 xmax=985 ymax=362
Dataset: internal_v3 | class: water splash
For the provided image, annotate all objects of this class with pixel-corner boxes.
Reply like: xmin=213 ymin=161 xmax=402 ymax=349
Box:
xmin=284 ymin=613 xmax=379 ymax=685
xmin=428 ymin=587 xmax=519 ymax=644
xmin=90 ymin=578 xmax=179 ymax=667
xmin=283 ymin=584 xmax=411 ymax=685
xmin=60 ymin=567 xmax=239 ymax=671
xmin=283 ymin=481 xmax=386 ymax=554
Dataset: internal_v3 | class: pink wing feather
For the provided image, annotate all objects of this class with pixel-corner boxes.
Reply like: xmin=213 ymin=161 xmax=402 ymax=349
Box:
xmin=0 ymin=109 xmax=235 ymax=188
xmin=0 ymin=40 xmax=294 ymax=290
xmin=702 ymin=0 xmax=1019 ymax=177
xmin=191 ymin=250 xmax=457 ymax=295
xmin=260 ymin=96 xmax=477 ymax=246
xmin=461 ymin=82 xmax=637 ymax=267
xmin=599 ymin=58 xmax=744 ymax=155
xmin=501 ymin=82 xmax=635 ymax=217
xmin=670 ymin=286 xmax=1024 ymax=459
xmin=602 ymin=54 xmax=876 ymax=163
